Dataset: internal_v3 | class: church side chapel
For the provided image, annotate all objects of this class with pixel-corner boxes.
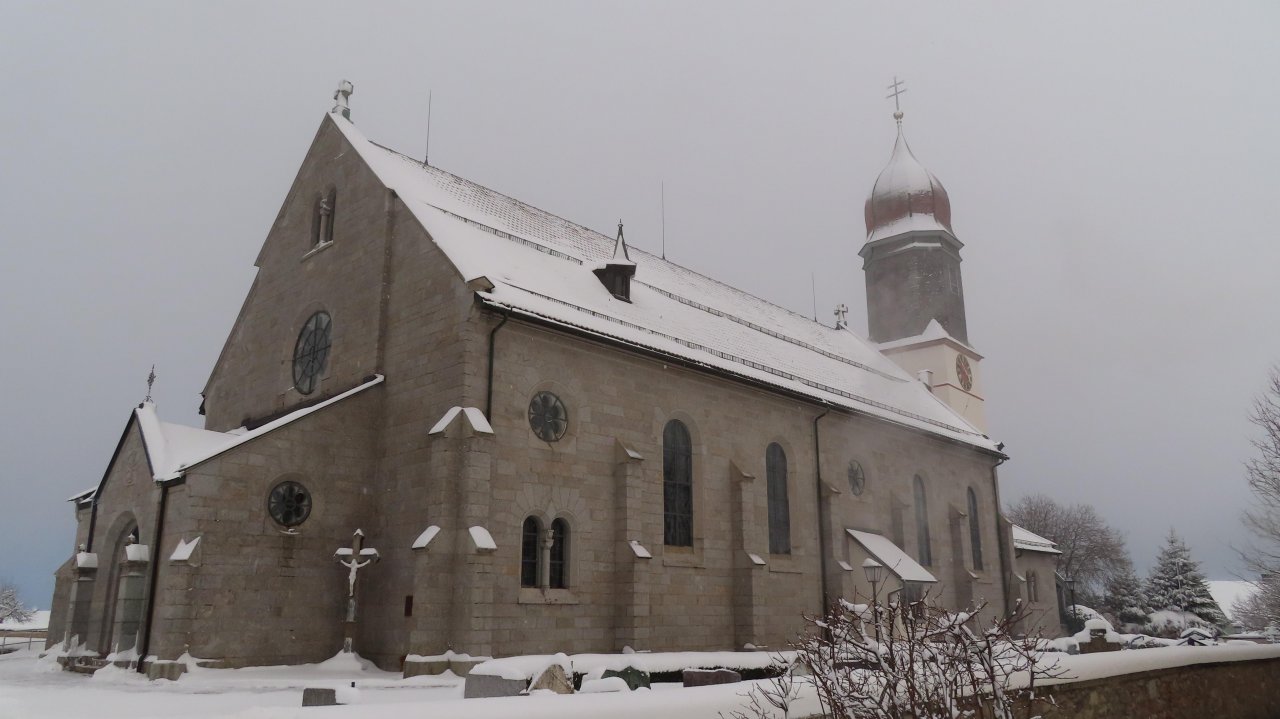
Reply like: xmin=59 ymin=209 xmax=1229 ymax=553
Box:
xmin=47 ymin=81 xmax=1061 ymax=676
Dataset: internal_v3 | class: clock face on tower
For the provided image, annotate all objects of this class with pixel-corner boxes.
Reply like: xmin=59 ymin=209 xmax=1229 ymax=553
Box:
xmin=955 ymin=354 xmax=974 ymax=392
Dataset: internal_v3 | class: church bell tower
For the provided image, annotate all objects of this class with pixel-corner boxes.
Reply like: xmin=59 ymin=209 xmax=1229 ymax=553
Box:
xmin=861 ymin=101 xmax=986 ymax=432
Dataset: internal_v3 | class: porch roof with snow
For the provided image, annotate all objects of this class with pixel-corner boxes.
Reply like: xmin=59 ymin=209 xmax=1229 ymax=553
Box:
xmin=328 ymin=114 xmax=998 ymax=453
xmin=846 ymin=529 xmax=937 ymax=584
xmin=1012 ymin=525 xmax=1062 ymax=555
xmin=89 ymin=375 xmax=385 ymax=494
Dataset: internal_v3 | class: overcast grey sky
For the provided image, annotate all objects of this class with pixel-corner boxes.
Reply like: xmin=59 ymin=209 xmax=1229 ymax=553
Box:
xmin=3 ymin=1 xmax=1279 ymax=607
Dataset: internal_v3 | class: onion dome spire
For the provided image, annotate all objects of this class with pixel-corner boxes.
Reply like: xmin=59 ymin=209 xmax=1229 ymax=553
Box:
xmin=863 ymin=104 xmax=954 ymax=243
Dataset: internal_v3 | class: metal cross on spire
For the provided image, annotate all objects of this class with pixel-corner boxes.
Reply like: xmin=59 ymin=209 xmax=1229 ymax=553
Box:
xmin=144 ymin=365 xmax=156 ymax=403
xmin=886 ymin=76 xmax=906 ymax=122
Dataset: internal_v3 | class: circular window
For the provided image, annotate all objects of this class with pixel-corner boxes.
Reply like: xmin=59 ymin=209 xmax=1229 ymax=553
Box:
xmin=956 ymin=355 xmax=974 ymax=392
xmin=528 ymin=391 xmax=568 ymax=442
xmin=268 ymin=481 xmax=312 ymax=527
xmin=292 ymin=312 xmax=332 ymax=395
xmin=847 ymin=460 xmax=866 ymax=496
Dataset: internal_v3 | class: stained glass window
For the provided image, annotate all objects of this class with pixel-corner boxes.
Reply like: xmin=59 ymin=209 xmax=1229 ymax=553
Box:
xmin=521 ymin=516 xmax=541 ymax=588
xmin=663 ymin=420 xmax=693 ymax=546
xmin=766 ymin=443 xmax=790 ymax=555
xmin=268 ymin=480 xmax=312 ymax=527
xmin=968 ymin=487 xmax=983 ymax=571
xmin=528 ymin=392 xmax=568 ymax=442
xmin=847 ymin=460 xmax=866 ymax=496
xmin=292 ymin=312 xmax=332 ymax=395
xmin=913 ymin=475 xmax=932 ymax=566
xmin=549 ymin=519 xmax=568 ymax=589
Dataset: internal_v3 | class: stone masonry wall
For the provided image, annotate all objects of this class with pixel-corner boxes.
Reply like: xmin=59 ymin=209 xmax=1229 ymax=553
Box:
xmin=355 ymin=194 xmax=479 ymax=670
xmin=145 ymin=388 xmax=383 ymax=667
xmin=202 ymin=115 xmax=391 ymax=432
xmin=1030 ymin=656 xmax=1280 ymax=719
xmin=466 ymin=316 xmax=1005 ymax=657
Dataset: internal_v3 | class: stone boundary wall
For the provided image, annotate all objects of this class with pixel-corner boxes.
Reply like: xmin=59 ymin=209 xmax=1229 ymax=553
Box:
xmin=795 ymin=654 xmax=1280 ymax=718
xmin=1030 ymin=655 xmax=1280 ymax=719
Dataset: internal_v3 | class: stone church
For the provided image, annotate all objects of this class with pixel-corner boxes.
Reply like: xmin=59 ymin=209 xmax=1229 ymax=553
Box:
xmin=48 ymin=84 xmax=1062 ymax=675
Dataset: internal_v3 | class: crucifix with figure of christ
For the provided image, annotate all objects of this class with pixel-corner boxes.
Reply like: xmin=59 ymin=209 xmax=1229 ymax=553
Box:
xmin=334 ymin=528 xmax=379 ymax=654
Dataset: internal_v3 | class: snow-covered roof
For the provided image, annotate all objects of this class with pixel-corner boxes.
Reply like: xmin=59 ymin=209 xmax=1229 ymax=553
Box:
xmin=131 ymin=375 xmax=384 ymax=483
xmin=330 ymin=115 xmax=997 ymax=453
xmin=846 ymin=529 xmax=937 ymax=584
xmin=876 ymin=318 xmax=979 ymax=355
xmin=67 ymin=487 xmax=97 ymax=503
xmin=1012 ymin=525 xmax=1062 ymax=555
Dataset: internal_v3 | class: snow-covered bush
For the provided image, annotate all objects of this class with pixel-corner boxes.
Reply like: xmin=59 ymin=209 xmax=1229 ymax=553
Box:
xmin=735 ymin=592 xmax=1065 ymax=719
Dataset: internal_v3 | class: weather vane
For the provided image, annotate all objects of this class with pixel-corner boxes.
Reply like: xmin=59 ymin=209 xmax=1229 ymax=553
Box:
xmin=145 ymin=365 xmax=156 ymax=403
xmin=886 ymin=76 xmax=906 ymax=122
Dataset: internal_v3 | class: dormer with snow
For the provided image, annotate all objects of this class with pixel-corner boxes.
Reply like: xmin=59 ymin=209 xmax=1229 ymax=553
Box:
xmin=862 ymin=112 xmax=985 ymax=432
xmin=593 ymin=221 xmax=637 ymax=302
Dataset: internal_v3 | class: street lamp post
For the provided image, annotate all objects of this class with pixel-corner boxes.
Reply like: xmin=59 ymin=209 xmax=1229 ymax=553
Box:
xmin=862 ymin=558 xmax=886 ymax=601
xmin=862 ymin=558 xmax=887 ymax=644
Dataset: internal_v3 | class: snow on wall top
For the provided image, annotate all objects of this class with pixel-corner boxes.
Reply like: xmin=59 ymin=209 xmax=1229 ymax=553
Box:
xmin=1011 ymin=525 xmax=1062 ymax=554
xmin=846 ymin=529 xmax=938 ymax=584
xmin=329 ymin=114 xmax=996 ymax=452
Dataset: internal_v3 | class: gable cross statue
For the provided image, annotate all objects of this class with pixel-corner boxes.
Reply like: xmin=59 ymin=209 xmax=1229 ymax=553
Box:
xmin=834 ymin=304 xmax=849 ymax=329
xmin=332 ymin=80 xmax=354 ymax=120
xmin=334 ymin=528 xmax=379 ymax=653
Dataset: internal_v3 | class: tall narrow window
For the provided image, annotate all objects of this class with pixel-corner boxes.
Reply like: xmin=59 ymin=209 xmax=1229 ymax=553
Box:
xmin=913 ymin=475 xmax=932 ymax=566
xmin=967 ymin=487 xmax=983 ymax=570
xmin=549 ymin=519 xmax=568 ymax=589
xmin=1027 ymin=571 xmax=1039 ymax=603
xmin=663 ymin=420 xmax=693 ymax=546
xmin=520 ymin=516 xmax=541 ymax=588
xmin=766 ymin=443 xmax=791 ymax=554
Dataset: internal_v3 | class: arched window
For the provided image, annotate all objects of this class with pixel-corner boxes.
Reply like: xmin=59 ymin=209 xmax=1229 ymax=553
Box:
xmin=663 ymin=420 xmax=693 ymax=546
xmin=967 ymin=487 xmax=983 ymax=570
xmin=549 ymin=519 xmax=568 ymax=589
xmin=766 ymin=443 xmax=790 ymax=554
xmin=913 ymin=475 xmax=932 ymax=566
xmin=520 ymin=516 xmax=541 ymax=588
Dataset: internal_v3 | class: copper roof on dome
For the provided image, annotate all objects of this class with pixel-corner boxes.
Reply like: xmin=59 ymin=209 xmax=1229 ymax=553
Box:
xmin=863 ymin=118 xmax=954 ymax=241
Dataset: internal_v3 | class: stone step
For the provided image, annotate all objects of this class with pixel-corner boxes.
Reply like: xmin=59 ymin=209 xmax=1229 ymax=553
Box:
xmin=65 ymin=658 xmax=110 ymax=675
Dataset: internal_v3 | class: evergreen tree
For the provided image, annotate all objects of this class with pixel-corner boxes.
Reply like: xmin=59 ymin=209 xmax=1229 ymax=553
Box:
xmin=1144 ymin=530 xmax=1228 ymax=626
xmin=1101 ymin=562 xmax=1150 ymax=626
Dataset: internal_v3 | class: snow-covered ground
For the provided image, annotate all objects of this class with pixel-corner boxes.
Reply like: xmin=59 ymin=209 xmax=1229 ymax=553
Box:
xmin=3 ymin=643 xmax=1279 ymax=718
xmin=0 ymin=648 xmax=818 ymax=719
